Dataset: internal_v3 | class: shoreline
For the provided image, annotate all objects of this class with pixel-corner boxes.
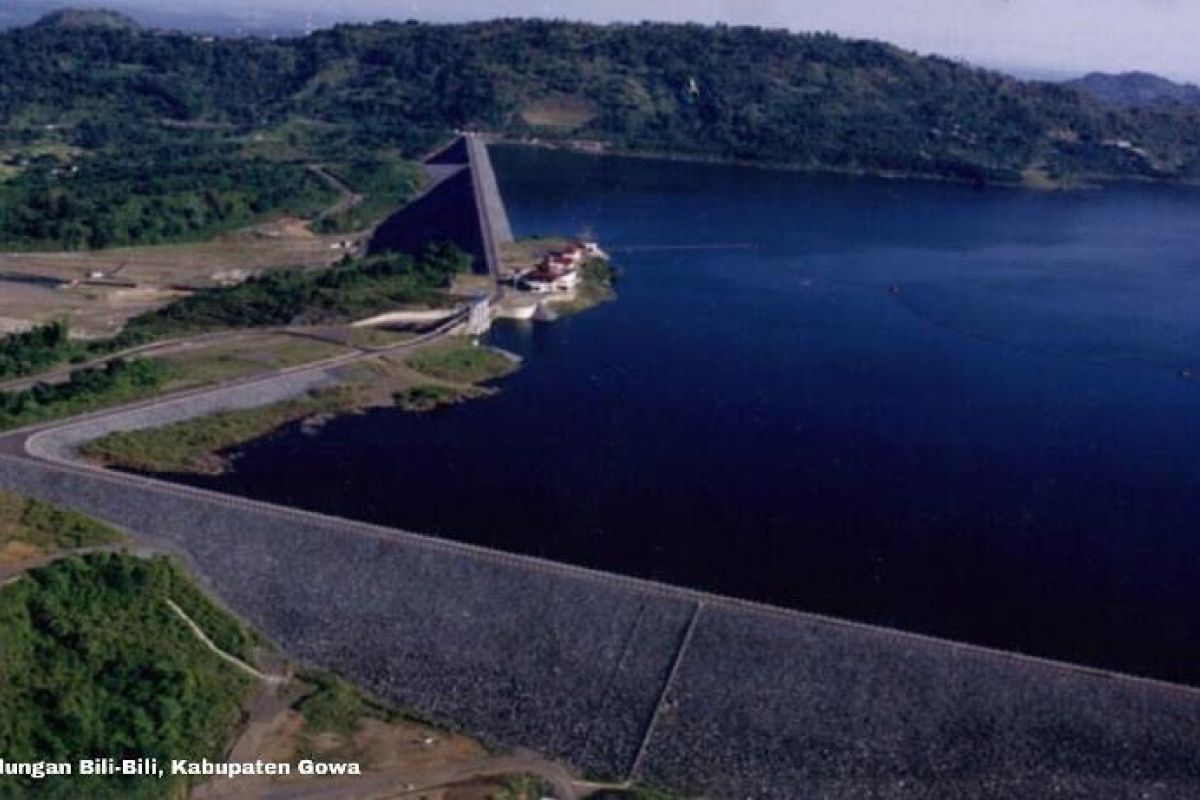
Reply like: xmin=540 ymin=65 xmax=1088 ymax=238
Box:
xmin=497 ymin=134 xmax=1200 ymax=193
xmin=78 ymin=339 xmax=521 ymax=476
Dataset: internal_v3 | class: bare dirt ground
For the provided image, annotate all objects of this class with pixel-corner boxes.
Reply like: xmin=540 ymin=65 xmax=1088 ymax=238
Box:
xmin=193 ymin=687 xmax=590 ymax=800
xmin=0 ymin=279 xmax=186 ymax=338
xmin=0 ymin=221 xmax=364 ymax=337
xmin=519 ymin=97 xmax=598 ymax=131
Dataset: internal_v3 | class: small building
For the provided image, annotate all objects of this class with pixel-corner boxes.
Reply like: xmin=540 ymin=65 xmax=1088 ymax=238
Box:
xmin=522 ymin=269 xmax=579 ymax=294
xmin=515 ymin=239 xmax=605 ymax=294
xmin=545 ymin=245 xmax=584 ymax=268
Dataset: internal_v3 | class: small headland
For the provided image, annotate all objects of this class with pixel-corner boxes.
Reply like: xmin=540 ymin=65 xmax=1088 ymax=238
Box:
xmin=497 ymin=235 xmax=617 ymax=321
xmin=79 ymin=338 xmax=518 ymax=476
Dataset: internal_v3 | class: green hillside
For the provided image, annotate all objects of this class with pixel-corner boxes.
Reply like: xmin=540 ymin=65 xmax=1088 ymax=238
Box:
xmin=0 ymin=551 xmax=258 ymax=798
xmin=2 ymin=16 xmax=1200 ymax=249
xmin=29 ymin=9 xmax=141 ymax=32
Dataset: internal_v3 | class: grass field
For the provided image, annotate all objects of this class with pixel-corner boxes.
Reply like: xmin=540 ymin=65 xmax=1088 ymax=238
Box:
xmin=155 ymin=334 xmax=351 ymax=390
xmin=82 ymin=390 xmax=349 ymax=475
xmin=0 ymin=490 xmax=124 ymax=568
xmin=404 ymin=339 xmax=518 ymax=383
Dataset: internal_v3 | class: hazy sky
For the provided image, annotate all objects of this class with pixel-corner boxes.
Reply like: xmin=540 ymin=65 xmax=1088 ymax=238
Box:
xmin=34 ymin=0 xmax=1200 ymax=81
xmin=225 ymin=0 xmax=1200 ymax=80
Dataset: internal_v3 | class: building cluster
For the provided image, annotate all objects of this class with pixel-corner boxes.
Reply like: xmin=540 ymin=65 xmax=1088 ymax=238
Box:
xmin=519 ymin=241 xmax=605 ymax=294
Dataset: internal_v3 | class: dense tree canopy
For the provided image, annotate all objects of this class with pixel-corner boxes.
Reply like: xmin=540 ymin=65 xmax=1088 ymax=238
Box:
xmin=2 ymin=17 xmax=1200 ymax=251
xmin=0 ymin=553 xmax=255 ymax=798
xmin=1 ymin=17 xmax=1199 ymax=186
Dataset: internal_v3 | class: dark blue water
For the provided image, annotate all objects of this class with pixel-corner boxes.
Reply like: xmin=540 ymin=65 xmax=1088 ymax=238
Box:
xmin=181 ymin=147 xmax=1200 ymax=684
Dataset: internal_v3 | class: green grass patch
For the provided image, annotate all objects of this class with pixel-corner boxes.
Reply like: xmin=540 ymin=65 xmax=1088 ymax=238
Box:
xmin=496 ymin=774 xmax=556 ymax=800
xmin=295 ymin=671 xmax=395 ymax=738
xmin=156 ymin=335 xmax=350 ymax=390
xmin=405 ymin=341 xmax=516 ymax=384
xmin=0 ymin=552 xmax=257 ymax=799
xmin=81 ymin=390 xmax=349 ymax=475
xmin=161 ymin=565 xmax=262 ymax=663
xmin=0 ymin=490 xmax=123 ymax=555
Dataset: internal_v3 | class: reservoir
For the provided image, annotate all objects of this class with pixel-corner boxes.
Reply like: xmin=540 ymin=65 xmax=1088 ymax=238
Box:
xmin=173 ymin=146 xmax=1200 ymax=685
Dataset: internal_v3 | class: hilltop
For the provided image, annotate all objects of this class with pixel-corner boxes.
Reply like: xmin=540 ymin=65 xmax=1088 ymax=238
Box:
xmin=30 ymin=7 xmax=140 ymax=31
xmin=1068 ymin=71 xmax=1200 ymax=109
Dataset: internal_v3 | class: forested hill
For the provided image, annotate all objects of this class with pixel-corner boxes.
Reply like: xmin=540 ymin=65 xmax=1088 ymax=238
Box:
xmin=1067 ymin=72 xmax=1200 ymax=110
xmin=3 ymin=15 xmax=1200 ymax=188
xmin=30 ymin=8 xmax=141 ymax=31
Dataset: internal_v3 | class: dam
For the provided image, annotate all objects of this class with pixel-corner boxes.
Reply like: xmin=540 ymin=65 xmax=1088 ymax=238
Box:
xmin=369 ymin=133 xmax=514 ymax=282
xmin=1 ymin=138 xmax=1199 ymax=797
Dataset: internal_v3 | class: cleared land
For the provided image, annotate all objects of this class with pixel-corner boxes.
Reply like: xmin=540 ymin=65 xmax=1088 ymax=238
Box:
xmin=154 ymin=333 xmax=351 ymax=391
xmin=0 ymin=222 xmax=360 ymax=337
xmin=191 ymin=672 xmax=578 ymax=799
xmin=0 ymin=278 xmax=184 ymax=340
xmin=519 ymin=97 xmax=599 ymax=131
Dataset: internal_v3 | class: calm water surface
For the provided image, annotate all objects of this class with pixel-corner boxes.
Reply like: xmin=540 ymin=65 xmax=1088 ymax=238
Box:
xmin=177 ymin=147 xmax=1200 ymax=684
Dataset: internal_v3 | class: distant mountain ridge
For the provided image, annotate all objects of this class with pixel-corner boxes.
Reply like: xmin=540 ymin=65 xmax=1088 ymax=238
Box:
xmin=1067 ymin=71 xmax=1200 ymax=109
